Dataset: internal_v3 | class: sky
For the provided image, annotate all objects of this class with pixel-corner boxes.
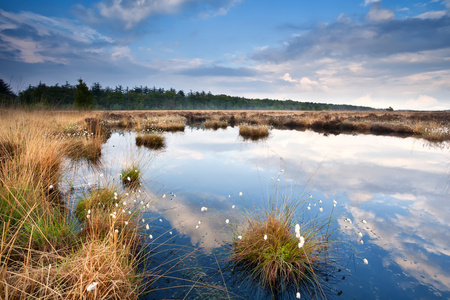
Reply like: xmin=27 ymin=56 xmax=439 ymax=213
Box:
xmin=0 ymin=0 xmax=450 ymax=110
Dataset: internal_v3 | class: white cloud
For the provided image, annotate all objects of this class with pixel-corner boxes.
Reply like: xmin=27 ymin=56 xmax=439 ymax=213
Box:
xmin=366 ymin=2 xmax=395 ymax=23
xmin=415 ymin=10 xmax=447 ymax=19
xmin=281 ymin=72 xmax=296 ymax=83
xmin=363 ymin=0 xmax=380 ymax=6
xmin=299 ymin=77 xmax=319 ymax=91
xmin=405 ymin=94 xmax=439 ymax=110
xmin=0 ymin=10 xmax=115 ymax=64
xmin=85 ymin=0 xmax=241 ymax=29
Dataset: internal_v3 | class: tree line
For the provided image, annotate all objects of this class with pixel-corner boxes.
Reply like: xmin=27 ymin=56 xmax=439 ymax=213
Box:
xmin=0 ymin=79 xmax=374 ymax=111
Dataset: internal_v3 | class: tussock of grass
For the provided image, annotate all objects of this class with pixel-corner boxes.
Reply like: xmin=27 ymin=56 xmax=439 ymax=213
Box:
xmin=136 ymin=133 xmax=165 ymax=150
xmin=64 ymin=136 xmax=103 ymax=163
xmin=205 ymin=119 xmax=228 ymax=130
xmin=239 ymin=124 xmax=270 ymax=140
xmin=121 ymin=165 xmax=141 ymax=187
xmin=75 ymin=187 xmax=119 ymax=222
xmin=230 ymin=198 xmax=336 ymax=297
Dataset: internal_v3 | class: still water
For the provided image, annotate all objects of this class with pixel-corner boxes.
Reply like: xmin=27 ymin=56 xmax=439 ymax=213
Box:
xmin=70 ymin=126 xmax=450 ymax=299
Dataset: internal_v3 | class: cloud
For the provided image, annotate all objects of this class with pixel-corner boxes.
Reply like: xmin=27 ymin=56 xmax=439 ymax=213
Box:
xmin=405 ymin=94 xmax=440 ymax=110
xmin=366 ymin=2 xmax=395 ymax=23
xmin=253 ymin=8 xmax=450 ymax=63
xmin=363 ymin=0 xmax=380 ymax=6
xmin=178 ymin=65 xmax=257 ymax=77
xmin=415 ymin=10 xmax=447 ymax=19
xmin=0 ymin=9 xmax=113 ymax=64
xmin=281 ymin=72 xmax=296 ymax=83
xmin=76 ymin=0 xmax=241 ymax=30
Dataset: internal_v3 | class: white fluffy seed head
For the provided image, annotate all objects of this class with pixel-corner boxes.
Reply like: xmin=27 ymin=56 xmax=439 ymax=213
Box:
xmin=86 ymin=282 xmax=99 ymax=292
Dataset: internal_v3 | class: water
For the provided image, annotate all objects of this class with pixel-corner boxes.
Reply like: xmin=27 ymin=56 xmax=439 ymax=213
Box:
xmin=68 ymin=126 xmax=450 ymax=299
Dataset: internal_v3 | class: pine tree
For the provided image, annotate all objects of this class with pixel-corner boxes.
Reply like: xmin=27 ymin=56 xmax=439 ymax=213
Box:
xmin=74 ymin=79 xmax=94 ymax=110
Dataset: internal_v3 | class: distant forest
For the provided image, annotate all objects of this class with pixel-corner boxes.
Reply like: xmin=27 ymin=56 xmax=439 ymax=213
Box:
xmin=0 ymin=79 xmax=375 ymax=111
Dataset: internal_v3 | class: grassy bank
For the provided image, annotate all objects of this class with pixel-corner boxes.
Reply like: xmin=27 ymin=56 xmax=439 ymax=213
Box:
xmin=0 ymin=110 xmax=145 ymax=299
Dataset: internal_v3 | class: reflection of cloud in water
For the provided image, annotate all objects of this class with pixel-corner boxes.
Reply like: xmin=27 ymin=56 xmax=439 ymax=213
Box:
xmin=347 ymin=205 xmax=450 ymax=292
xmin=147 ymin=191 xmax=231 ymax=252
xmin=99 ymin=128 xmax=450 ymax=296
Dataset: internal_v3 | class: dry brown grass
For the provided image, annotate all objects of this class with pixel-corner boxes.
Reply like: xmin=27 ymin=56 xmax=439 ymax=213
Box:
xmin=94 ymin=110 xmax=449 ymax=141
xmin=239 ymin=124 xmax=270 ymax=140
xmin=135 ymin=133 xmax=165 ymax=149
xmin=0 ymin=109 xmax=145 ymax=300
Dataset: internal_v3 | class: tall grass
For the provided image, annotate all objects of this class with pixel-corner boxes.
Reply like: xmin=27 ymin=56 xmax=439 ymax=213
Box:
xmin=0 ymin=109 xmax=146 ymax=299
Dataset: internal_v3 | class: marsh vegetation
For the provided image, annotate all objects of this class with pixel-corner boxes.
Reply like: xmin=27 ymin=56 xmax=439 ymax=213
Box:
xmin=1 ymin=108 xmax=449 ymax=299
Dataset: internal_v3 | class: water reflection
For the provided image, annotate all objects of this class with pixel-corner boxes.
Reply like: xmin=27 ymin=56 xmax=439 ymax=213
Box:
xmin=69 ymin=127 xmax=449 ymax=299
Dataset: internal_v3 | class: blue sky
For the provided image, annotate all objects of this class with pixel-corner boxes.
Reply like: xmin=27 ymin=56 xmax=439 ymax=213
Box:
xmin=1 ymin=0 xmax=449 ymax=110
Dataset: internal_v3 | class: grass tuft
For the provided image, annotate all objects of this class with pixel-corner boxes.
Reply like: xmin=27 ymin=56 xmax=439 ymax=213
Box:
xmin=239 ymin=124 xmax=270 ymax=140
xmin=136 ymin=133 xmax=165 ymax=150
xmin=205 ymin=119 xmax=228 ymax=130
xmin=121 ymin=165 xmax=141 ymax=187
xmin=230 ymin=197 xmax=336 ymax=297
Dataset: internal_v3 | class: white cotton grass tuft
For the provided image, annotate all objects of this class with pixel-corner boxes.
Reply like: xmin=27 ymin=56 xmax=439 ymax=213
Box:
xmin=319 ymin=207 xmax=323 ymax=212
xmin=264 ymin=234 xmax=268 ymax=240
xmin=296 ymin=291 xmax=301 ymax=299
xmin=232 ymin=205 xmax=236 ymax=209
xmin=358 ymin=231 xmax=363 ymax=238
xmin=238 ymin=235 xmax=242 ymax=240
xmin=294 ymin=224 xmax=300 ymax=235
xmin=362 ymin=219 xmax=367 ymax=224
xmin=86 ymin=282 xmax=99 ymax=292
xmin=239 ymin=192 xmax=243 ymax=196
xmin=201 ymin=206 xmax=208 ymax=212
xmin=149 ymin=234 xmax=153 ymax=239
xmin=363 ymin=258 xmax=368 ymax=264
xmin=145 ymin=224 xmax=149 ymax=230
xmin=298 ymin=236 xmax=305 ymax=248
xmin=226 ymin=219 xmax=230 ymax=224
